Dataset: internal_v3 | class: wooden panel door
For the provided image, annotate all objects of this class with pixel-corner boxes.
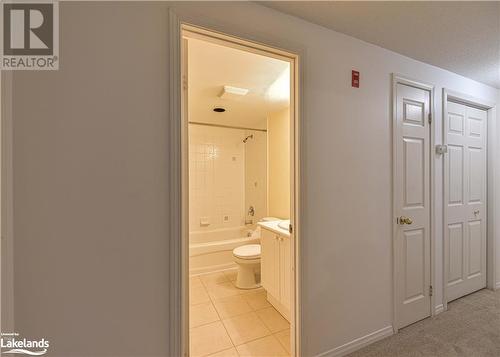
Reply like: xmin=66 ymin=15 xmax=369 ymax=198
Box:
xmin=395 ymin=83 xmax=431 ymax=329
xmin=445 ymin=102 xmax=487 ymax=302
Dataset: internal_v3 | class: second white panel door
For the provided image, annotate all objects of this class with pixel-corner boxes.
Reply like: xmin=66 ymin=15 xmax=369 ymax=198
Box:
xmin=445 ymin=101 xmax=487 ymax=302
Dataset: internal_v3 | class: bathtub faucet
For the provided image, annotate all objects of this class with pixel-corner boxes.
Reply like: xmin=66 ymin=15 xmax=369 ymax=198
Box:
xmin=248 ymin=206 xmax=255 ymax=217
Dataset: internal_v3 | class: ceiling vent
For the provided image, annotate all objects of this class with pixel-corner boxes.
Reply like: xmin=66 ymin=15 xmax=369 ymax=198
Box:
xmin=219 ymin=85 xmax=249 ymax=100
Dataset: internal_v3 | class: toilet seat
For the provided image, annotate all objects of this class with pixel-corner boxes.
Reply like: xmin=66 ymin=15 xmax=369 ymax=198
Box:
xmin=233 ymin=244 xmax=261 ymax=260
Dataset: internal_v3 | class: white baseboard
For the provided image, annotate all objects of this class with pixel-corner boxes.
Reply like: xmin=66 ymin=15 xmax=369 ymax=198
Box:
xmin=315 ymin=326 xmax=393 ymax=357
xmin=495 ymin=282 xmax=500 ymax=290
xmin=434 ymin=304 xmax=444 ymax=315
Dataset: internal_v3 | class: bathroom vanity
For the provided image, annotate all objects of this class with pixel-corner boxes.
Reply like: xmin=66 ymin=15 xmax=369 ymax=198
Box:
xmin=258 ymin=221 xmax=291 ymax=322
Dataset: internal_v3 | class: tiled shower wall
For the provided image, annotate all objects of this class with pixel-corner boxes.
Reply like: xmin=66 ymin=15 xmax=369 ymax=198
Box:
xmin=244 ymin=130 xmax=267 ymax=223
xmin=189 ymin=124 xmax=268 ymax=233
xmin=189 ymin=125 xmax=246 ymax=232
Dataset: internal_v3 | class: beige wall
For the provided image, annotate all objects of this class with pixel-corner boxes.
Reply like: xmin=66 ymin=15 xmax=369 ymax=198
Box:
xmin=267 ymin=108 xmax=290 ymax=219
xmin=10 ymin=3 xmax=171 ymax=356
xmin=1 ymin=71 xmax=14 ymax=332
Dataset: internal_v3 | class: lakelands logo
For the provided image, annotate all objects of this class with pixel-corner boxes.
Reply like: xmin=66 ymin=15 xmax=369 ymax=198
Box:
xmin=0 ymin=1 xmax=59 ymax=70
xmin=1 ymin=333 xmax=49 ymax=355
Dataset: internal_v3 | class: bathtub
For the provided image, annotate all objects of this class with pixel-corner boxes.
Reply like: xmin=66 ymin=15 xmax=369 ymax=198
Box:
xmin=189 ymin=226 xmax=260 ymax=275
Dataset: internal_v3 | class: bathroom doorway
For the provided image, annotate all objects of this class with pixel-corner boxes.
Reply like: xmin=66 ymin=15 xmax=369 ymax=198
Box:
xmin=181 ymin=25 xmax=300 ymax=357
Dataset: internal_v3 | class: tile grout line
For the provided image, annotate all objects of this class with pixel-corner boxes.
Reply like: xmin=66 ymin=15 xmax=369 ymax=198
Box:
xmin=210 ymin=284 xmax=275 ymax=352
xmin=205 ymin=278 xmax=241 ymax=355
xmin=214 ymin=289 xmax=267 ymax=316
xmin=191 ymin=272 xmax=290 ymax=356
xmin=233 ymin=329 xmax=274 ymax=348
xmin=251 ymin=303 xmax=291 ymax=353
xmin=273 ymin=328 xmax=292 ymax=354
xmin=235 ymin=292 xmax=290 ymax=349
xmin=220 ymin=310 xmax=272 ymax=349
xmin=191 ymin=278 xmax=234 ymax=357
xmin=218 ymin=309 xmax=238 ymax=354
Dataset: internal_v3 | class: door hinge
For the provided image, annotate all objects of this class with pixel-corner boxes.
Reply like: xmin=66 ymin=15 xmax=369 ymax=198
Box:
xmin=428 ymin=113 xmax=432 ymax=124
xmin=436 ymin=144 xmax=448 ymax=155
xmin=429 ymin=285 xmax=433 ymax=297
xmin=289 ymin=224 xmax=293 ymax=234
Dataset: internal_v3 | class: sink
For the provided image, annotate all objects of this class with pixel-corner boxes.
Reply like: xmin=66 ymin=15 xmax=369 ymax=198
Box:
xmin=278 ymin=220 xmax=290 ymax=231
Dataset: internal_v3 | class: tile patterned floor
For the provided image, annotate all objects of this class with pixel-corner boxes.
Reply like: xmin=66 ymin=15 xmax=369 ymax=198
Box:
xmin=190 ymin=270 xmax=290 ymax=357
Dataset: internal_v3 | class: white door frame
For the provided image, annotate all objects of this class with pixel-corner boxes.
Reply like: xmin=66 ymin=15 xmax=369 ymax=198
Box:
xmin=168 ymin=12 xmax=302 ymax=357
xmin=392 ymin=74 xmax=436 ymax=333
xmin=442 ymin=89 xmax=497 ymax=311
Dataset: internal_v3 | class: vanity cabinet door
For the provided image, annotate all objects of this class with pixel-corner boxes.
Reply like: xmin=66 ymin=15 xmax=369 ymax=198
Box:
xmin=261 ymin=228 xmax=280 ymax=299
xmin=279 ymin=235 xmax=291 ymax=311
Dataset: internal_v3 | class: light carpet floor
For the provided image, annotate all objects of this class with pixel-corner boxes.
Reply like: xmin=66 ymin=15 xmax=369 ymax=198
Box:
xmin=348 ymin=288 xmax=500 ymax=357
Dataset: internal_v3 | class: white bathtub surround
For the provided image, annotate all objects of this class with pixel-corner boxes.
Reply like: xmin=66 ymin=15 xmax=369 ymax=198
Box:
xmin=189 ymin=125 xmax=246 ymax=232
xmin=189 ymin=124 xmax=269 ymax=276
xmin=190 ymin=226 xmax=260 ymax=275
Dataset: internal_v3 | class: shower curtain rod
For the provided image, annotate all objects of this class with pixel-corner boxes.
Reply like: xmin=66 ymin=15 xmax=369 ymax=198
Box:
xmin=188 ymin=121 xmax=267 ymax=132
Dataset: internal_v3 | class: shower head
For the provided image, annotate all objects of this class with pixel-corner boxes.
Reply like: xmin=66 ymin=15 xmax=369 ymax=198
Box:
xmin=243 ymin=134 xmax=253 ymax=143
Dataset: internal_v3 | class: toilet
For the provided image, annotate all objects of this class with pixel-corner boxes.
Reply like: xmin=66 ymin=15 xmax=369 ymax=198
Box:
xmin=233 ymin=217 xmax=280 ymax=289
xmin=233 ymin=244 xmax=261 ymax=289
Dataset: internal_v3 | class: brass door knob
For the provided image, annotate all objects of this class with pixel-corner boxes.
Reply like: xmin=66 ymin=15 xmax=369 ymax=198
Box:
xmin=398 ymin=216 xmax=413 ymax=225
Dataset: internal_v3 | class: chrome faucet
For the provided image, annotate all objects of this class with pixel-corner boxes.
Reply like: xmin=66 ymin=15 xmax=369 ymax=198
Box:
xmin=248 ymin=206 xmax=255 ymax=217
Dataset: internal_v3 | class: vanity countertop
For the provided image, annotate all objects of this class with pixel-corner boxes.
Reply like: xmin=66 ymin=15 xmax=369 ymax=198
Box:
xmin=258 ymin=220 xmax=291 ymax=238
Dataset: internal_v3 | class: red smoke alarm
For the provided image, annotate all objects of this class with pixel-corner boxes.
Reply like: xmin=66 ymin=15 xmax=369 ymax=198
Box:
xmin=352 ymin=70 xmax=360 ymax=88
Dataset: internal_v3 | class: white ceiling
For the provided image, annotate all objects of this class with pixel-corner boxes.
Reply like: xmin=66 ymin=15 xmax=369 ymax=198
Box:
xmin=188 ymin=37 xmax=290 ymax=129
xmin=261 ymin=1 xmax=500 ymax=88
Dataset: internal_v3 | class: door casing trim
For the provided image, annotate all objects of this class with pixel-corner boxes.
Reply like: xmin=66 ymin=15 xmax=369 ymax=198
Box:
xmin=168 ymin=10 xmax=303 ymax=356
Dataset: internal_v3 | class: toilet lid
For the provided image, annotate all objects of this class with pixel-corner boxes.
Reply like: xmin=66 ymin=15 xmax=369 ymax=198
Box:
xmin=233 ymin=244 xmax=261 ymax=259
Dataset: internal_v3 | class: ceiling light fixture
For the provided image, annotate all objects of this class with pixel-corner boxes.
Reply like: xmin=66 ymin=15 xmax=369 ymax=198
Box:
xmin=219 ymin=85 xmax=249 ymax=100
